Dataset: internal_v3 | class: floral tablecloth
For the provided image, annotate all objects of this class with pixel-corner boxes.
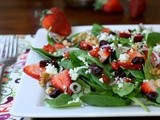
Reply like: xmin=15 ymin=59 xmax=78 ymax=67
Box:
xmin=0 ymin=35 xmax=34 ymax=120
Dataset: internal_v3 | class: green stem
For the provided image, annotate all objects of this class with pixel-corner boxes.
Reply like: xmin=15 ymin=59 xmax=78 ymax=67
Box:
xmin=130 ymin=97 xmax=149 ymax=112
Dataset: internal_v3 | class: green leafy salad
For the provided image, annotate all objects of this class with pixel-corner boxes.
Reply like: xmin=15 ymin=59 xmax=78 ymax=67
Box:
xmin=23 ymin=23 xmax=160 ymax=112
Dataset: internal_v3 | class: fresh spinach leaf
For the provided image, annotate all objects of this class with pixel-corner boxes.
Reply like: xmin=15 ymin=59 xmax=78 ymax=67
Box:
xmin=112 ymin=82 xmax=134 ymax=97
xmin=147 ymin=32 xmax=160 ymax=47
xmin=156 ymin=88 xmax=160 ymax=103
xmin=128 ymin=70 xmax=145 ymax=79
xmin=44 ymin=94 xmax=81 ymax=108
xmin=91 ymin=23 xmax=103 ymax=36
xmin=80 ymin=92 xmax=131 ymax=106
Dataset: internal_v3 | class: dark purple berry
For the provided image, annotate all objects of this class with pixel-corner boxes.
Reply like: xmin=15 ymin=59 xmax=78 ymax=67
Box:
xmin=89 ymin=64 xmax=103 ymax=75
xmin=146 ymin=92 xmax=158 ymax=101
xmin=49 ymin=88 xmax=62 ymax=98
xmin=99 ymin=40 xmax=109 ymax=47
xmin=114 ymin=69 xmax=126 ymax=77
xmin=132 ymin=57 xmax=144 ymax=64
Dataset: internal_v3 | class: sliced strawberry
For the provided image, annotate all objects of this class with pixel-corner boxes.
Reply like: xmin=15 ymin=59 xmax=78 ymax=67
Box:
xmin=110 ymin=61 xmax=120 ymax=70
xmin=43 ymin=44 xmax=55 ymax=53
xmin=118 ymin=50 xmax=145 ymax=70
xmin=51 ymin=69 xmax=72 ymax=95
xmin=23 ymin=63 xmax=45 ymax=80
xmin=79 ymin=41 xmax=92 ymax=51
xmin=101 ymin=74 xmax=110 ymax=84
xmin=89 ymin=47 xmax=100 ymax=57
xmin=53 ymin=43 xmax=65 ymax=51
xmin=141 ymin=80 xmax=157 ymax=94
xmin=99 ymin=46 xmax=111 ymax=62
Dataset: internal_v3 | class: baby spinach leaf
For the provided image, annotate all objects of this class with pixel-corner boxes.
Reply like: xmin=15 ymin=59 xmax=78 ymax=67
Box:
xmin=147 ymin=32 xmax=160 ymax=47
xmin=80 ymin=92 xmax=131 ymax=106
xmin=112 ymin=82 xmax=134 ymax=97
xmin=91 ymin=23 xmax=103 ymax=36
xmin=156 ymin=88 xmax=160 ymax=103
xmin=44 ymin=94 xmax=81 ymax=108
xmin=59 ymin=59 xmax=74 ymax=69
xmin=31 ymin=47 xmax=52 ymax=60
xmin=128 ymin=70 xmax=144 ymax=79
xmin=130 ymin=97 xmax=149 ymax=112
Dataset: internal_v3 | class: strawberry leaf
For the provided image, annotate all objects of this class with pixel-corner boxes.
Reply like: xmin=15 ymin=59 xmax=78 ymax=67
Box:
xmin=93 ymin=0 xmax=107 ymax=10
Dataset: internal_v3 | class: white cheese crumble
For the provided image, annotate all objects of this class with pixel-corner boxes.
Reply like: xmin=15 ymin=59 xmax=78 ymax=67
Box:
xmin=119 ymin=53 xmax=130 ymax=62
xmin=97 ymin=32 xmax=108 ymax=41
xmin=45 ymin=64 xmax=57 ymax=75
xmin=77 ymin=56 xmax=89 ymax=66
xmin=67 ymin=97 xmax=81 ymax=104
xmin=69 ymin=66 xmax=88 ymax=81
xmin=153 ymin=44 xmax=160 ymax=55
xmin=99 ymin=78 xmax=104 ymax=83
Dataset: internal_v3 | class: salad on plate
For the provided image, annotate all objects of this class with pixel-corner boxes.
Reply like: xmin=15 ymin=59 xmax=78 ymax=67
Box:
xmin=23 ymin=23 xmax=160 ymax=112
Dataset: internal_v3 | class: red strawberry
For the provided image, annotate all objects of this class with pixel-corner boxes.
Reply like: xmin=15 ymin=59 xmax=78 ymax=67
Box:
xmin=119 ymin=32 xmax=132 ymax=38
xmin=110 ymin=61 xmax=120 ymax=70
xmin=51 ymin=69 xmax=72 ymax=95
xmin=40 ymin=7 xmax=71 ymax=36
xmin=129 ymin=0 xmax=147 ymax=18
xmin=141 ymin=81 xmax=157 ymax=94
xmin=99 ymin=46 xmax=111 ymax=62
xmin=117 ymin=50 xmax=145 ymax=70
xmin=23 ymin=63 xmax=45 ymax=80
xmin=102 ymin=0 xmax=124 ymax=13
xmin=89 ymin=47 xmax=100 ymax=57
xmin=43 ymin=44 xmax=55 ymax=53
xmin=94 ymin=0 xmax=124 ymax=14
xmin=79 ymin=41 xmax=93 ymax=51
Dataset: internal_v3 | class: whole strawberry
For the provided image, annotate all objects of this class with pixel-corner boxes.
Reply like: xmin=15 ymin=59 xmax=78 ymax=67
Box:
xmin=40 ymin=7 xmax=71 ymax=36
xmin=129 ymin=0 xmax=147 ymax=18
xmin=94 ymin=0 xmax=124 ymax=14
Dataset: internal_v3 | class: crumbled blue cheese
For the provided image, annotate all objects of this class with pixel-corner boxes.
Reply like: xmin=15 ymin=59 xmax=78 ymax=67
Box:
xmin=119 ymin=53 xmax=130 ymax=62
xmin=67 ymin=97 xmax=81 ymax=104
xmin=153 ymin=44 xmax=160 ymax=55
xmin=45 ymin=64 xmax=57 ymax=75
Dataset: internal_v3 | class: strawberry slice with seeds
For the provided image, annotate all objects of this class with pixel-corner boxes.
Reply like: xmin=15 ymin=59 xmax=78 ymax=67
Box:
xmin=141 ymin=80 xmax=157 ymax=94
xmin=23 ymin=63 xmax=45 ymax=80
xmin=51 ymin=69 xmax=72 ymax=95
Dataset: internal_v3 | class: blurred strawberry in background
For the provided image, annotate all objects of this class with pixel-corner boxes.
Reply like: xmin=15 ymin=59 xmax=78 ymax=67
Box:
xmin=38 ymin=7 xmax=71 ymax=36
xmin=129 ymin=0 xmax=147 ymax=18
xmin=93 ymin=0 xmax=147 ymax=18
xmin=94 ymin=0 xmax=124 ymax=14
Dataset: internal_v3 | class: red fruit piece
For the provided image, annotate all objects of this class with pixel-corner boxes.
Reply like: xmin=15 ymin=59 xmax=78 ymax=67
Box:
xmin=43 ymin=44 xmax=55 ymax=53
xmin=141 ymin=81 xmax=157 ymax=94
xmin=133 ymin=34 xmax=144 ymax=42
xmin=129 ymin=0 xmax=147 ymax=18
xmin=102 ymin=0 xmax=124 ymax=13
xmin=99 ymin=46 xmax=111 ymax=63
xmin=40 ymin=7 xmax=71 ymax=36
xmin=79 ymin=41 xmax=92 ymax=51
xmin=89 ymin=47 xmax=100 ymax=57
xmin=23 ymin=63 xmax=45 ymax=80
xmin=119 ymin=32 xmax=131 ymax=38
xmin=51 ymin=69 xmax=72 ymax=95
xmin=118 ymin=50 xmax=145 ymax=70
xmin=110 ymin=61 xmax=120 ymax=70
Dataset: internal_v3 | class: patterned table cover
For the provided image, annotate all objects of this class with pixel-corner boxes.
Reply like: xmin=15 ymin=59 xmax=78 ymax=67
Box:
xmin=0 ymin=35 xmax=34 ymax=120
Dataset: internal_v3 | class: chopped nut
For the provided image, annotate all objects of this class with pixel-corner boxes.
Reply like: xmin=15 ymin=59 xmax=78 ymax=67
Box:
xmin=39 ymin=72 xmax=51 ymax=87
xmin=150 ymin=68 xmax=160 ymax=77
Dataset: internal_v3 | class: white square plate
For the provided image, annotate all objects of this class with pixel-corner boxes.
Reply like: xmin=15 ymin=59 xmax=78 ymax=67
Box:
xmin=11 ymin=25 xmax=160 ymax=118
